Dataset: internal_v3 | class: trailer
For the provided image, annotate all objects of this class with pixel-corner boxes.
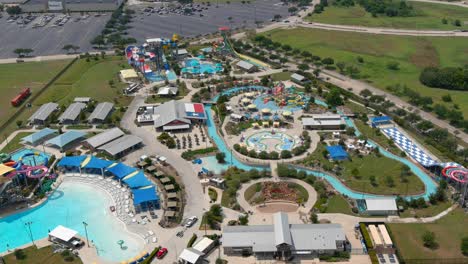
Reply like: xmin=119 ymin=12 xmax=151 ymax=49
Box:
xmin=11 ymin=88 xmax=31 ymax=107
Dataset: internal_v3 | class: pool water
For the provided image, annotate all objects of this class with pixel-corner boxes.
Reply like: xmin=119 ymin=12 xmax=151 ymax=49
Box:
xmin=253 ymin=94 xmax=307 ymax=112
xmin=166 ymin=70 xmax=178 ymax=81
xmin=10 ymin=148 xmax=50 ymax=166
xmin=246 ymin=132 xmax=296 ymax=152
xmin=207 ymin=86 xmax=437 ymax=200
xmin=182 ymin=58 xmax=223 ymax=75
xmin=200 ymin=156 xmax=231 ymax=174
xmin=0 ymin=182 xmax=143 ymax=262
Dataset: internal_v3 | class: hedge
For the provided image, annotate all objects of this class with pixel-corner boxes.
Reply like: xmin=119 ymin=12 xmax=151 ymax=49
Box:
xmin=187 ymin=233 xmax=198 ymax=247
xmin=181 ymin=147 xmax=218 ymax=160
xmin=139 ymin=246 xmax=160 ymax=264
xmin=360 ymin=223 xmax=373 ymax=249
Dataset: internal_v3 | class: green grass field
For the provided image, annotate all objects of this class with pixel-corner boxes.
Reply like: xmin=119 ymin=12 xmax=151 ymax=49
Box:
xmin=388 ymin=208 xmax=468 ymax=261
xmin=307 ymin=2 xmax=468 ymax=30
xmin=0 ymin=56 xmax=133 ymax=139
xmin=323 ymin=195 xmax=355 ymax=215
xmin=2 ymin=246 xmax=82 ymax=264
xmin=0 ymin=60 xmax=71 ymax=125
xmin=0 ymin=132 xmax=32 ymax=153
xmin=399 ymin=201 xmax=452 ymax=218
xmin=303 ymin=143 xmax=425 ymax=195
xmin=261 ymin=28 xmax=468 ymax=117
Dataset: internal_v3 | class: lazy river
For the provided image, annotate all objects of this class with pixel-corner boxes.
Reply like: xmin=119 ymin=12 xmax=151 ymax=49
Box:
xmin=207 ymin=86 xmax=437 ymax=200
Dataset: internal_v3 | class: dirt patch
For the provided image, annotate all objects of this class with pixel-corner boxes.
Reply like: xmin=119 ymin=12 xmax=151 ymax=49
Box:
xmin=257 ymin=202 xmax=299 ymax=213
xmin=409 ymin=39 xmax=440 ymax=68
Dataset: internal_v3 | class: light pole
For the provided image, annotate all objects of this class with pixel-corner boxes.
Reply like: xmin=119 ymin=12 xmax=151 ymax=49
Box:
xmin=82 ymin=221 xmax=90 ymax=248
xmin=24 ymin=221 xmax=34 ymax=246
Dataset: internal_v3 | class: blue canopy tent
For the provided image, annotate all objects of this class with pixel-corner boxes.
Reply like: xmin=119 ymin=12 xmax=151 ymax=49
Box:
xmin=371 ymin=116 xmax=392 ymax=128
xmin=81 ymin=156 xmax=114 ymax=175
xmin=45 ymin=130 xmax=87 ymax=150
xmin=106 ymin=162 xmax=137 ymax=179
xmin=122 ymin=171 xmax=152 ymax=189
xmin=326 ymin=145 xmax=349 ymax=161
xmin=57 ymin=155 xmax=87 ymax=174
xmin=132 ymin=186 xmax=160 ymax=210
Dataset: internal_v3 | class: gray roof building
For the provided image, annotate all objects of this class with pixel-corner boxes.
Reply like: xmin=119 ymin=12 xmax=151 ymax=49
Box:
xmin=222 ymin=212 xmax=346 ymax=258
xmin=21 ymin=0 xmax=122 ymax=12
xmin=98 ymin=135 xmax=142 ymax=157
xmin=291 ymin=73 xmax=308 ymax=83
xmin=58 ymin=102 xmax=86 ymax=123
xmin=74 ymin=97 xmax=91 ymax=103
xmin=88 ymin=102 xmax=114 ymax=123
xmin=84 ymin=127 xmax=124 ymax=149
xmin=157 ymin=86 xmax=179 ymax=96
xmin=29 ymin=102 xmax=59 ymax=124
xmin=141 ymin=100 xmax=206 ymax=131
xmin=302 ymin=114 xmax=344 ymax=128
xmin=236 ymin=60 xmax=256 ymax=72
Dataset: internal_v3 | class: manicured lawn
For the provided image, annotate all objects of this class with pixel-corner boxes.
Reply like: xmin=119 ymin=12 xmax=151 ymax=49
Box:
xmin=399 ymin=201 xmax=452 ymax=218
xmin=354 ymin=120 xmax=401 ymax=155
xmin=261 ymin=28 xmax=468 ymax=117
xmin=0 ymin=60 xmax=71 ymax=126
xmin=388 ymin=208 xmax=468 ymax=261
xmin=307 ymin=3 xmax=468 ymax=30
xmin=244 ymin=182 xmax=261 ymax=202
xmin=0 ymin=132 xmax=32 ymax=153
xmin=302 ymin=143 xmax=425 ymax=195
xmin=323 ymin=194 xmax=355 ymax=215
xmin=3 ymin=245 xmax=82 ymax=264
xmin=270 ymin=71 xmax=292 ymax=81
xmin=36 ymin=56 xmax=132 ymax=107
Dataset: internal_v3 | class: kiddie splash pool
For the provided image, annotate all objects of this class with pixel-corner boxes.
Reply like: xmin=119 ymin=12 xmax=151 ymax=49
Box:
xmin=246 ymin=131 xmax=296 ymax=152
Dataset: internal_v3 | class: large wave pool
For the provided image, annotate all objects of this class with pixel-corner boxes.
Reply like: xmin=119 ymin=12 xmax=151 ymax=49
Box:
xmin=246 ymin=131 xmax=296 ymax=152
xmin=182 ymin=58 xmax=223 ymax=75
xmin=0 ymin=181 xmax=143 ymax=262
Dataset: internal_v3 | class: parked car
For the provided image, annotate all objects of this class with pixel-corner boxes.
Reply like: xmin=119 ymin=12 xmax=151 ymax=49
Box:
xmin=185 ymin=216 xmax=198 ymax=228
xmin=156 ymin=248 xmax=168 ymax=259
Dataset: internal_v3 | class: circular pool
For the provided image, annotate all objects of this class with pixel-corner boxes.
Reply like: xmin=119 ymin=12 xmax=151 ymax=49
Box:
xmin=246 ymin=131 xmax=296 ymax=152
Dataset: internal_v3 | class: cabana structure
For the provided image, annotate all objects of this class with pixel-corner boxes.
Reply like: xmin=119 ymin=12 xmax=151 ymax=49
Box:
xmin=107 ymin=162 xmax=137 ymax=180
xmin=370 ymin=116 xmax=392 ymax=128
xmin=83 ymin=127 xmax=124 ymax=150
xmin=58 ymin=102 xmax=86 ymax=124
xmin=122 ymin=171 xmax=152 ymax=189
xmin=87 ymin=102 xmax=114 ymax=124
xmin=48 ymin=225 xmax=83 ymax=249
xmin=21 ymin=128 xmax=57 ymax=145
xmin=57 ymin=155 xmax=87 ymax=173
xmin=362 ymin=198 xmax=398 ymax=216
xmin=326 ymin=145 xmax=349 ymax=161
xmin=46 ymin=131 xmax=87 ymax=151
xmin=132 ymin=186 xmax=160 ymax=210
xmin=81 ymin=155 xmax=113 ymax=175
xmin=28 ymin=102 xmax=58 ymax=125
xmin=98 ymin=135 xmax=143 ymax=158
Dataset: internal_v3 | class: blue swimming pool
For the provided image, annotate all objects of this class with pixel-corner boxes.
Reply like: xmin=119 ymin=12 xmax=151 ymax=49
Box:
xmin=253 ymin=94 xmax=307 ymax=112
xmin=246 ymin=131 xmax=296 ymax=152
xmin=207 ymin=86 xmax=437 ymax=200
xmin=182 ymin=58 xmax=223 ymax=75
xmin=0 ymin=182 xmax=143 ymax=262
xmin=10 ymin=148 xmax=50 ymax=166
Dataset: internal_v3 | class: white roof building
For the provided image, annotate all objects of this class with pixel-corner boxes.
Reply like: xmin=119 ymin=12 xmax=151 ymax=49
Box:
xmin=179 ymin=248 xmax=204 ymax=264
xmin=364 ymin=198 xmax=398 ymax=215
xmin=49 ymin=225 xmax=78 ymax=242
xmin=157 ymin=86 xmax=179 ymax=96
xmin=193 ymin=237 xmax=215 ymax=253
xmin=236 ymin=60 xmax=256 ymax=72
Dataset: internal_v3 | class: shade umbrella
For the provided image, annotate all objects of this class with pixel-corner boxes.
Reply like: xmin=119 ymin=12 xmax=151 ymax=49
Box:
xmin=241 ymin=98 xmax=251 ymax=104
xmin=247 ymin=104 xmax=257 ymax=109
xmin=282 ymin=111 xmax=292 ymax=116
xmin=261 ymin=108 xmax=271 ymax=114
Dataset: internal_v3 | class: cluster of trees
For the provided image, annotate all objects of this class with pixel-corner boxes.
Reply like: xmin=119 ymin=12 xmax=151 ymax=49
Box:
xmin=357 ymin=0 xmax=415 ymax=17
xmin=222 ymin=167 xmax=270 ymax=209
xmin=157 ymin=132 xmax=176 ymax=148
xmin=6 ymin=5 xmax=21 ymax=15
xmin=13 ymin=48 xmax=33 ymax=58
xmin=419 ymin=66 xmax=468 ymax=91
xmin=91 ymin=7 xmax=136 ymax=49
xmin=203 ymin=204 xmax=223 ymax=230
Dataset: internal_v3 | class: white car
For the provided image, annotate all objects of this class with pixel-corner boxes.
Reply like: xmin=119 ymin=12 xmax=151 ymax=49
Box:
xmin=185 ymin=216 xmax=198 ymax=228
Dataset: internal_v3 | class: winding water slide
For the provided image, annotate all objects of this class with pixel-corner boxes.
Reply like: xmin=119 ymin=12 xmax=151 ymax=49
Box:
xmin=4 ymin=152 xmax=53 ymax=179
xmin=219 ymin=27 xmax=270 ymax=69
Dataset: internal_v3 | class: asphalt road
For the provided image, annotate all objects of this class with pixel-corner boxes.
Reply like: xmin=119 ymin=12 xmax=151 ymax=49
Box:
xmin=0 ymin=14 xmax=108 ymax=59
xmin=128 ymin=0 xmax=289 ymax=40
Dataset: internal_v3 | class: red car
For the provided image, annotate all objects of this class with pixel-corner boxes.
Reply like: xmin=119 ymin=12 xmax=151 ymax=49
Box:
xmin=156 ymin=248 xmax=168 ymax=259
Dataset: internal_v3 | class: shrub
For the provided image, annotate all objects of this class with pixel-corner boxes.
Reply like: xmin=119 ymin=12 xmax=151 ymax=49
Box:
xmin=14 ymin=249 xmax=26 ymax=260
xmin=360 ymin=223 xmax=373 ymax=248
xmin=280 ymin=150 xmax=292 ymax=159
xmin=187 ymin=233 xmax=198 ymax=247
xmin=461 ymin=237 xmax=468 ymax=256
xmin=422 ymin=231 xmax=437 ymax=249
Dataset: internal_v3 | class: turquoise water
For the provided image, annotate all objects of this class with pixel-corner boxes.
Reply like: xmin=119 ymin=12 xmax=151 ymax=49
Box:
xmin=207 ymin=86 xmax=437 ymax=200
xmin=166 ymin=70 xmax=177 ymax=81
xmin=10 ymin=148 xmax=50 ymax=166
xmin=0 ymin=182 xmax=142 ymax=261
xmin=246 ymin=131 xmax=296 ymax=152
xmin=253 ymin=94 xmax=306 ymax=112
xmin=200 ymin=156 xmax=231 ymax=174
xmin=182 ymin=58 xmax=223 ymax=75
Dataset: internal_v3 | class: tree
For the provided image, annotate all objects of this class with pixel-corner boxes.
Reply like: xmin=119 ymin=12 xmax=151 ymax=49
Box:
xmin=6 ymin=5 xmax=21 ymax=15
xmin=454 ymin=19 xmax=461 ymax=27
xmin=336 ymin=62 xmax=346 ymax=73
xmin=385 ymin=176 xmax=395 ymax=187
xmin=351 ymin=168 xmax=360 ymax=178
xmin=369 ymin=175 xmax=377 ymax=186
xmin=63 ymin=44 xmax=73 ymax=53
xmin=313 ymin=69 xmax=321 ymax=78
xmin=461 ymin=237 xmax=468 ymax=256
xmin=310 ymin=212 xmax=318 ymax=223
xmin=280 ymin=150 xmax=292 ymax=159
xmin=441 ymin=94 xmax=452 ymax=102
xmin=91 ymin=35 xmax=105 ymax=48
xmin=273 ymin=14 xmax=282 ymax=21
xmin=387 ymin=61 xmax=400 ymax=70
xmin=321 ymin=57 xmax=334 ymax=65
xmin=238 ymin=214 xmax=248 ymax=225
xmin=13 ymin=48 xmax=33 ymax=58
xmin=298 ymin=64 xmax=309 ymax=71
xmin=422 ymin=231 xmax=437 ymax=249
xmin=16 ymin=120 xmax=23 ymax=128
xmin=357 ymin=56 xmax=364 ymax=63
xmin=288 ymin=6 xmax=298 ymax=13
xmin=325 ymin=88 xmax=343 ymax=107
xmin=216 ymin=152 xmax=226 ymax=163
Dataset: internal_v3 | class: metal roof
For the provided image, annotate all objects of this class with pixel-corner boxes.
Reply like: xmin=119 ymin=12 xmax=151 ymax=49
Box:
xmin=222 ymin=213 xmax=346 ymax=252
xmin=152 ymin=100 xmax=191 ymax=128
xmin=179 ymin=248 xmax=203 ymax=263
xmin=88 ymin=102 xmax=114 ymax=122
xmin=21 ymin=128 xmax=57 ymax=144
xmin=58 ymin=102 xmax=86 ymax=122
xmin=74 ymin=97 xmax=91 ymax=103
xmin=274 ymin=212 xmax=292 ymax=246
xmin=98 ymin=135 xmax=142 ymax=156
xmin=302 ymin=117 xmax=343 ymax=127
xmin=85 ymin=127 xmax=124 ymax=148
xmin=365 ymin=198 xmax=397 ymax=211
xmin=157 ymin=86 xmax=178 ymax=95
xmin=46 ymin=130 xmax=87 ymax=148
xmin=236 ymin=60 xmax=255 ymax=70
xmin=291 ymin=73 xmax=305 ymax=81
xmin=29 ymin=103 xmax=59 ymax=122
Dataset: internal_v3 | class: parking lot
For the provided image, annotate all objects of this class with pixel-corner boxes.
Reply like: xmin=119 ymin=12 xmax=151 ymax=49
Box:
xmin=128 ymin=0 xmax=289 ymax=40
xmin=0 ymin=13 xmax=108 ymax=58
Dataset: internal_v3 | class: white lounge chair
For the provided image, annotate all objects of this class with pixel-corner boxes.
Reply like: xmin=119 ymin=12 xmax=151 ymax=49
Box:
xmin=152 ymin=237 xmax=157 ymax=243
